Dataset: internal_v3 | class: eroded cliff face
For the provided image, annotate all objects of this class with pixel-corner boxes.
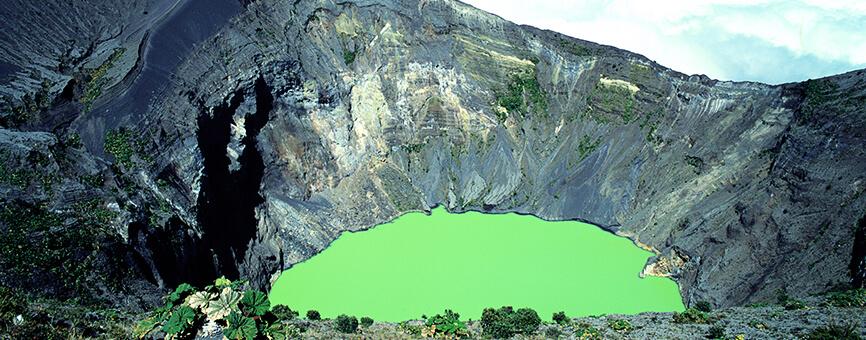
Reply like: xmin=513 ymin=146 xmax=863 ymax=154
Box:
xmin=2 ymin=0 xmax=866 ymax=308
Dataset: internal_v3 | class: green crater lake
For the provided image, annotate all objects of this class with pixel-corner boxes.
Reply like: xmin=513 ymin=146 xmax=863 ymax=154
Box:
xmin=269 ymin=208 xmax=684 ymax=321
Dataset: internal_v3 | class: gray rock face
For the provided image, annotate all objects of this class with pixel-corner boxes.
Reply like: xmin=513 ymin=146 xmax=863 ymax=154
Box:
xmin=2 ymin=0 xmax=865 ymax=309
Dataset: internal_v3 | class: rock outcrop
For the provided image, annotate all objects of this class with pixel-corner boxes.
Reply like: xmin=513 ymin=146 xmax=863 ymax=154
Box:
xmin=2 ymin=0 xmax=865 ymax=309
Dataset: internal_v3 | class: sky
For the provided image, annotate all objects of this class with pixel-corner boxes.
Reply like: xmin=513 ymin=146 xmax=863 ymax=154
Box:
xmin=461 ymin=0 xmax=866 ymax=84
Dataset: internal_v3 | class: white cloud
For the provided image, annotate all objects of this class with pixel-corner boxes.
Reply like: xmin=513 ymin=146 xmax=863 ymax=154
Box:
xmin=460 ymin=0 xmax=866 ymax=84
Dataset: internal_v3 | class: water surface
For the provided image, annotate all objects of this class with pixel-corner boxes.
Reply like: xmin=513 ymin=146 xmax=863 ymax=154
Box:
xmin=270 ymin=208 xmax=683 ymax=321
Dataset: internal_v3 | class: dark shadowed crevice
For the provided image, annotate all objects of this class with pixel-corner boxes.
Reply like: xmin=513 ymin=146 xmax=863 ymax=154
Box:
xmin=851 ymin=213 xmax=866 ymax=288
xmin=193 ymin=75 xmax=273 ymax=284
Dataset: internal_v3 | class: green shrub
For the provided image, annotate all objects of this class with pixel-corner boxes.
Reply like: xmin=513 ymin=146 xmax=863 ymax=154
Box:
xmin=574 ymin=322 xmax=602 ymax=339
xmin=335 ymin=314 xmax=358 ymax=333
xmin=513 ymin=308 xmax=541 ymax=333
xmin=552 ymin=311 xmax=568 ymax=325
xmin=806 ymin=323 xmax=861 ymax=340
xmin=672 ymin=308 xmax=709 ymax=324
xmin=706 ymin=324 xmax=725 ymax=339
xmin=360 ymin=316 xmax=374 ymax=327
xmin=270 ymin=305 xmax=299 ymax=321
xmin=545 ymin=326 xmax=562 ymax=338
xmin=783 ymin=299 xmax=807 ymax=310
xmin=398 ymin=321 xmax=422 ymax=336
xmin=306 ymin=310 xmax=321 ymax=320
xmin=827 ymin=288 xmax=866 ymax=308
xmin=694 ymin=300 xmax=713 ymax=313
xmin=424 ymin=309 xmax=468 ymax=337
xmin=343 ymin=50 xmax=357 ymax=65
xmin=481 ymin=306 xmax=541 ymax=338
xmin=748 ymin=319 xmax=768 ymax=330
xmin=608 ymin=319 xmax=633 ymax=333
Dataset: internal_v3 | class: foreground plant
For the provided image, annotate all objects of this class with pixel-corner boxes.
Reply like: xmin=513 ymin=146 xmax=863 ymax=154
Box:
xmin=135 ymin=277 xmax=299 ymax=339
xmin=422 ymin=309 xmax=469 ymax=338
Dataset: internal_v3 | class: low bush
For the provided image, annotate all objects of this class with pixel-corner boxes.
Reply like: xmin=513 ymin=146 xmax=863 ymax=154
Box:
xmin=806 ymin=323 xmax=861 ymax=340
xmin=335 ymin=314 xmax=358 ymax=333
xmin=552 ymin=311 xmax=568 ymax=325
xmin=827 ymin=288 xmax=866 ymax=308
xmin=480 ymin=306 xmax=541 ymax=338
xmin=360 ymin=316 xmax=374 ymax=327
xmin=574 ymin=322 xmax=602 ymax=339
xmin=423 ymin=309 xmax=469 ymax=337
xmin=706 ymin=324 xmax=725 ymax=339
xmin=607 ymin=319 xmax=633 ymax=333
xmin=748 ymin=319 xmax=768 ymax=330
xmin=270 ymin=305 xmax=299 ymax=321
xmin=306 ymin=310 xmax=321 ymax=321
xmin=783 ymin=299 xmax=807 ymax=310
xmin=694 ymin=300 xmax=713 ymax=313
xmin=398 ymin=321 xmax=422 ymax=336
xmin=672 ymin=308 xmax=709 ymax=324
xmin=545 ymin=326 xmax=562 ymax=338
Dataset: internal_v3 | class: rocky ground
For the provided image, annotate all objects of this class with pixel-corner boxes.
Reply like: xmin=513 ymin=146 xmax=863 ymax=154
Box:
xmin=1 ymin=0 xmax=866 ymax=336
xmin=3 ymin=286 xmax=864 ymax=339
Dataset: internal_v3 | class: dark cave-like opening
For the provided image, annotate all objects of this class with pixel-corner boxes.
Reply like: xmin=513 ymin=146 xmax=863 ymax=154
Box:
xmin=192 ymin=75 xmax=273 ymax=284
xmin=851 ymin=213 xmax=866 ymax=288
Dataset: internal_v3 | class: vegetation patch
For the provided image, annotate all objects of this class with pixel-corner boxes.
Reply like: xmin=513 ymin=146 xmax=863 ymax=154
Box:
xmin=806 ymin=323 xmax=861 ymax=340
xmin=422 ymin=309 xmax=469 ymax=338
xmin=480 ymin=306 xmax=541 ymax=338
xmin=694 ymin=300 xmax=713 ymax=313
xmin=343 ymin=50 xmax=356 ymax=65
xmin=577 ymin=135 xmax=603 ymax=161
xmin=0 ymin=79 xmax=54 ymax=128
xmin=684 ymin=155 xmax=705 ymax=174
xmin=552 ymin=311 xmax=569 ymax=325
xmin=558 ymin=39 xmax=594 ymax=57
xmin=0 ymin=201 xmax=117 ymax=298
xmin=574 ymin=322 xmax=602 ymax=339
xmin=402 ymin=142 xmax=425 ymax=154
xmin=494 ymin=68 xmax=547 ymax=121
xmin=1 ymin=286 xmax=135 ymax=338
xmin=270 ymin=304 xmax=299 ymax=321
xmin=799 ymin=78 xmax=839 ymax=124
xmin=104 ymin=127 xmax=146 ymax=168
xmin=672 ymin=308 xmax=710 ymax=324
xmin=639 ymin=107 xmax=665 ymax=145
xmin=335 ymin=314 xmax=358 ymax=333
xmin=706 ymin=324 xmax=726 ymax=339
xmin=589 ymin=79 xmax=637 ymax=124
xmin=360 ymin=316 xmax=374 ymax=328
xmin=608 ymin=318 xmax=633 ymax=333
xmin=82 ymin=48 xmax=125 ymax=111
xmin=826 ymin=288 xmax=866 ymax=308
xmin=0 ymin=150 xmax=59 ymax=191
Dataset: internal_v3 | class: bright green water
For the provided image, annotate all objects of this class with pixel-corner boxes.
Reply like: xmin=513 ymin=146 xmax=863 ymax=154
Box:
xmin=269 ymin=208 xmax=683 ymax=321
